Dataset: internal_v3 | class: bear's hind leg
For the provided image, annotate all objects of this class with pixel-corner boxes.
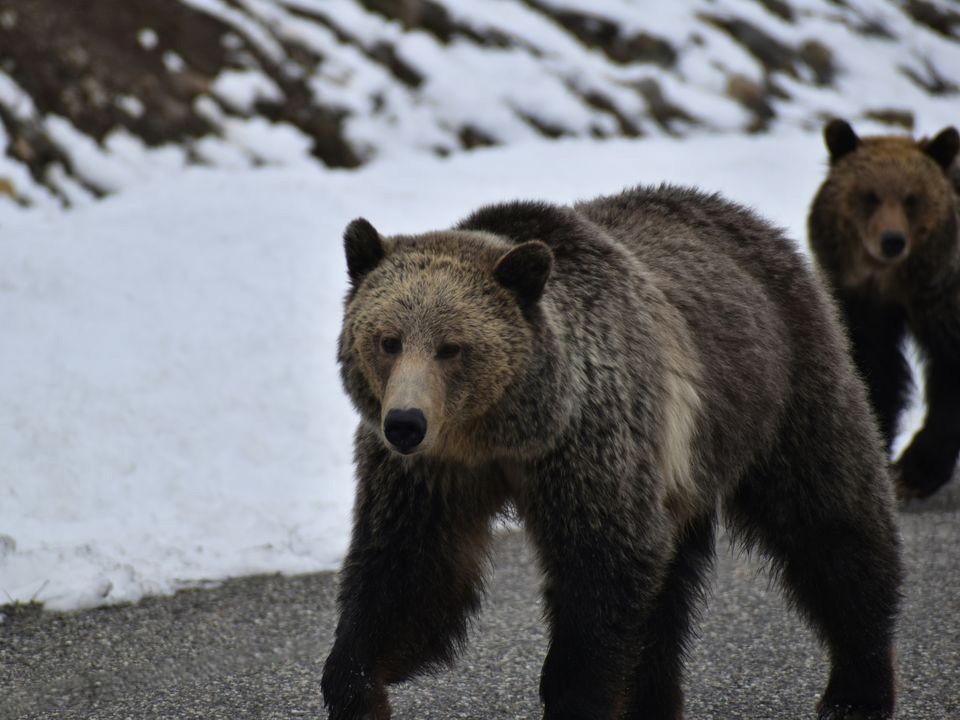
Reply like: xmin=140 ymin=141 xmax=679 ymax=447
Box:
xmin=622 ymin=512 xmax=716 ymax=720
xmin=726 ymin=400 xmax=902 ymax=720
xmin=896 ymin=326 xmax=960 ymax=497
xmin=726 ymin=438 xmax=902 ymax=720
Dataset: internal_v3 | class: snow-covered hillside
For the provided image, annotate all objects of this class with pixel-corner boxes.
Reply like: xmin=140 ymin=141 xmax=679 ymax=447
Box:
xmin=1 ymin=0 xmax=959 ymax=208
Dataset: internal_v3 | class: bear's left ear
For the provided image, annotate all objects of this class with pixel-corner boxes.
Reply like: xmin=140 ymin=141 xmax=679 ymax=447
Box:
xmin=494 ymin=241 xmax=553 ymax=307
xmin=344 ymin=218 xmax=385 ymax=289
xmin=824 ymin=119 xmax=860 ymax=163
xmin=922 ymin=126 xmax=960 ymax=171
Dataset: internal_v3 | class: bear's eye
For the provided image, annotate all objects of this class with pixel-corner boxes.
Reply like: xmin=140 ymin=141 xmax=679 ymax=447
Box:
xmin=862 ymin=191 xmax=880 ymax=209
xmin=381 ymin=336 xmax=402 ymax=355
xmin=904 ymin=193 xmax=920 ymax=212
xmin=436 ymin=342 xmax=461 ymax=360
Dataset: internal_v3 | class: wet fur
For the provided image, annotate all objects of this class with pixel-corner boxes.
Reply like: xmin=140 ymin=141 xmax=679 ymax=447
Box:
xmin=323 ymin=185 xmax=903 ymax=720
xmin=809 ymin=119 xmax=960 ymax=498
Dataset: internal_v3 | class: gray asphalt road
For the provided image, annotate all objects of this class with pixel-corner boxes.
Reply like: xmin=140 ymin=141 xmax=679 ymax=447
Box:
xmin=2 ymin=482 xmax=958 ymax=720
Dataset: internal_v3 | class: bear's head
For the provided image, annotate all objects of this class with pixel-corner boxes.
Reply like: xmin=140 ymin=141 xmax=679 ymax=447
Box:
xmin=337 ymin=218 xmax=553 ymax=459
xmin=820 ymin=119 xmax=959 ymax=273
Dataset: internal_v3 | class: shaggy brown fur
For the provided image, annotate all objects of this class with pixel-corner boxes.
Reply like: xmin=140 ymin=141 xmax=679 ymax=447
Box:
xmin=809 ymin=118 xmax=960 ymax=498
xmin=323 ymin=186 xmax=902 ymax=720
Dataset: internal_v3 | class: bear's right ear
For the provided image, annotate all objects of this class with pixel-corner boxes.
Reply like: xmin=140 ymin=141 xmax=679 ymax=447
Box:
xmin=824 ymin=119 xmax=860 ymax=163
xmin=494 ymin=241 xmax=553 ymax=307
xmin=922 ymin=126 xmax=960 ymax=171
xmin=344 ymin=218 xmax=385 ymax=288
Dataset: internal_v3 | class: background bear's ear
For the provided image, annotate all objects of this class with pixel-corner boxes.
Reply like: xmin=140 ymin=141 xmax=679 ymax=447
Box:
xmin=344 ymin=218 xmax=385 ymax=288
xmin=824 ymin=119 xmax=860 ymax=163
xmin=493 ymin=241 xmax=553 ymax=306
xmin=922 ymin=126 xmax=960 ymax=171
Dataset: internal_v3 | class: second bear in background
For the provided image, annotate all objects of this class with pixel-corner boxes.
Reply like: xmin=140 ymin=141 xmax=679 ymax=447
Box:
xmin=808 ymin=118 xmax=960 ymax=498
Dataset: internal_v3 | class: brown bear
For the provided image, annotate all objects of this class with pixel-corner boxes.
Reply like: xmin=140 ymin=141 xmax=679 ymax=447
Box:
xmin=809 ymin=119 xmax=960 ymax=498
xmin=322 ymin=186 xmax=902 ymax=720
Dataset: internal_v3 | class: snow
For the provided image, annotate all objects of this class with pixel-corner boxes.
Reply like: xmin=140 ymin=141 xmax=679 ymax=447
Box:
xmin=137 ymin=28 xmax=159 ymax=51
xmin=116 ymin=95 xmax=146 ymax=119
xmin=194 ymin=97 xmax=316 ymax=166
xmin=0 ymin=130 xmax=927 ymax=611
xmin=212 ymin=69 xmax=284 ymax=113
xmin=162 ymin=50 xmax=187 ymax=74
xmin=0 ymin=72 xmax=38 ymax=120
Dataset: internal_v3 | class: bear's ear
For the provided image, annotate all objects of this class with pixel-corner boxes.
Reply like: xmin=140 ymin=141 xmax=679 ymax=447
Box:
xmin=344 ymin=218 xmax=385 ymax=288
xmin=493 ymin=241 xmax=553 ymax=307
xmin=922 ymin=126 xmax=960 ymax=171
xmin=824 ymin=119 xmax=860 ymax=163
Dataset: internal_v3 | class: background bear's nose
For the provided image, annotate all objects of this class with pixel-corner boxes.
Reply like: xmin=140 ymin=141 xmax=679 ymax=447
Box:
xmin=383 ymin=408 xmax=427 ymax=453
xmin=880 ymin=231 xmax=907 ymax=258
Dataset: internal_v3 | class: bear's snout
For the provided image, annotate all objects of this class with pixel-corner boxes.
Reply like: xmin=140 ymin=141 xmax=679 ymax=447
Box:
xmin=880 ymin=231 xmax=907 ymax=259
xmin=383 ymin=408 xmax=427 ymax=454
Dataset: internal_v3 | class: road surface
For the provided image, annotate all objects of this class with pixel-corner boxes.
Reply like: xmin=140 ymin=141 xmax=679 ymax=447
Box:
xmin=2 ymin=482 xmax=958 ymax=719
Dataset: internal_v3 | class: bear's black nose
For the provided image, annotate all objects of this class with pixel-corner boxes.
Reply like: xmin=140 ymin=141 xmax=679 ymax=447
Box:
xmin=383 ymin=409 xmax=427 ymax=454
xmin=880 ymin=232 xmax=906 ymax=259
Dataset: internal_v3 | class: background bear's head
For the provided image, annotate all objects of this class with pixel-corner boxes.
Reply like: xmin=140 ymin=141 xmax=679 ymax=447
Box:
xmin=817 ymin=119 xmax=959 ymax=284
xmin=337 ymin=218 xmax=552 ymax=459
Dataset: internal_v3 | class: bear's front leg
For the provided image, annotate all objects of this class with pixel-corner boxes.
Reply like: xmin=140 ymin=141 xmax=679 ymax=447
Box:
xmin=897 ymin=328 xmax=960 ymax=498
xmin=321 ymin=648 xmax=390 ymax=720
xmin=322 ymin=429 xmax=504 ymax=719
xmin=524 ymin=447 xmax=671 ymax=720
xmin=835 ymin=292 xmax=911 ymax=451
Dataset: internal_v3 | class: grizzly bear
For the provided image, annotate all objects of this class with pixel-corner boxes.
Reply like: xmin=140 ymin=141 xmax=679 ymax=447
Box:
xmin=322 ymin=186 xmax=902 ymax=720
xmin=809 ymin=119 xmax=960 ymax=498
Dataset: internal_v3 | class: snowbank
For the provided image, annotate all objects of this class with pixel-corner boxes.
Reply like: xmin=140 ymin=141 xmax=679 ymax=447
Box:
xmin=0 ymin=131 xmax=923 ymax=610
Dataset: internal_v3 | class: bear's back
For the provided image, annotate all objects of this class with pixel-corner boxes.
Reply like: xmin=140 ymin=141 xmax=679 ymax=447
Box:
xmin=583 ymin=186 xmax=847 ymax=477
xmin=576 ymin=183 xmax=833 ymax=375
xmin=459 ymin=187 xmax=853 ymax=484
xmin=578 ymin=184 xmax=805 ymax=308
